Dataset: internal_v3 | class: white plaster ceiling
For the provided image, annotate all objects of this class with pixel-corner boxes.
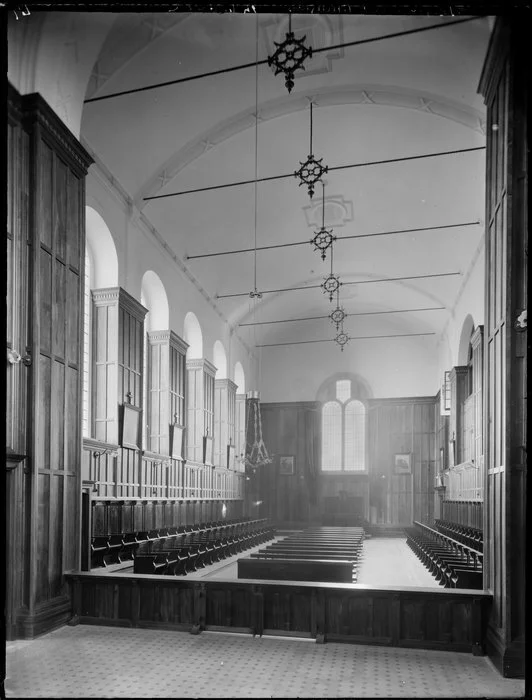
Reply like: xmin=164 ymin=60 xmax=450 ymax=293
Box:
xmin=80 ymin=12 xmax=491 ymax=350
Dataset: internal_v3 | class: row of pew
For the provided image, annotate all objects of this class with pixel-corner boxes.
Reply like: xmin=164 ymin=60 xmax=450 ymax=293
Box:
xmin=434 ymin=519 xmax=483 ymax=552
xmin=132 ymin=519 xmax=275 ymax=576
xmin=405 ymin=521 xmax=483 ymax=589
xmin=90 ymin=518 xmax=272 ymax=570
xmin=238 ymin=526 xmax=365 ymax=583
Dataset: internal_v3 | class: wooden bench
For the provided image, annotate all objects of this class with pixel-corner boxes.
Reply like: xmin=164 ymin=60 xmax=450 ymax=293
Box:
xmin=406 ymin=523 xmax=483 ymax=589
xmin=238 ymin=557 xmax=355 ymax=583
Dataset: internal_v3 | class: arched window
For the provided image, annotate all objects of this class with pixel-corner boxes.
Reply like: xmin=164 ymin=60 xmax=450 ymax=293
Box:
xmin=321 ymin=380 xmax=366 ymax=472
xmin=82 ymin=245 xmax=94 ymax=438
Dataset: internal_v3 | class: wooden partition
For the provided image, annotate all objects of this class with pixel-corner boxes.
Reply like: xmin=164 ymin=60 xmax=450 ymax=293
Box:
xmin=67 ymin=572 xmax=491 ymax=655
xmin=6 ymin=86 xmax=93 ymax=639
xmin=442 ymin=500 xmax=483 ymax=530
xmin=478 ymin=17 xmax=527 ymax=677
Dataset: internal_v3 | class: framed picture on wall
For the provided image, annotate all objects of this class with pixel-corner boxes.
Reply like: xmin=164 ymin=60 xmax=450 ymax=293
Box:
xmin=170 ymin=424 xmax=185 ymax=460
xmin=394 ymin=453 xmax=411 ymax=474
xmin=121 ymin=404 xmax=141 ymax=449
xmin=279 ymin=455 xmax=295 ymax=475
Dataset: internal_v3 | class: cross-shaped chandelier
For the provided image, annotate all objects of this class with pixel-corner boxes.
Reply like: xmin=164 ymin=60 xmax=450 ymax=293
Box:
xmin=267 ymin=14 xmax=313 ymax=94
xmin=311 ymin=182 xmax=336 ymax=261
xmin=294 ymin=101 xmax=328 ymax=199
xmin=330 ymin=288 xmax=346 ymax=330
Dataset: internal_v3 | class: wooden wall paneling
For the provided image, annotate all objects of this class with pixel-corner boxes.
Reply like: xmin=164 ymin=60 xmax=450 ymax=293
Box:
xmin=11 ymin=89 xmax=93 ymax=638
xmin=478 ymin=17 xmax=527 ymax=677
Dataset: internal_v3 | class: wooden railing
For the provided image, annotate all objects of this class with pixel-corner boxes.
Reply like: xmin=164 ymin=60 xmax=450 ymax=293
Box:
xmin=67 ymin=572 xmax=491 ymax=655
xmin=83 ymin=438 xmax=244 ymax=501
xmin=442 ymin=500 xmax=483 ymax=529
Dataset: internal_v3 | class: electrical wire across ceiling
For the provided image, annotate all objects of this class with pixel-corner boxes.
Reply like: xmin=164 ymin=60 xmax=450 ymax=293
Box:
xmin=84 ymin=16 xmax=485 ymax=105
xmin=144 ymin=146 xmax=485 ymax=202
xmin=256 ymin=331 xmax=437 ymax=348
xmin=186 ymin=221 xmax=480 ymax=260
xmin=216 ymin=271 xmax=462 ymax=300
xmin=239 ymin=306 xmax=447 ymax=327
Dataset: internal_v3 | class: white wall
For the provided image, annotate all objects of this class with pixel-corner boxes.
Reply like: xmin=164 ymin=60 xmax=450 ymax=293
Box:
xmin=260 ymin=335 xmax=439 ymax=402
xmin=85 ymin=156 xmax=255 ymax=385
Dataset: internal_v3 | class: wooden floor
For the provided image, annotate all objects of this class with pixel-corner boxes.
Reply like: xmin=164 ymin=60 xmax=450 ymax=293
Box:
xmin=178 ymin=535 xmax=440 ymax=588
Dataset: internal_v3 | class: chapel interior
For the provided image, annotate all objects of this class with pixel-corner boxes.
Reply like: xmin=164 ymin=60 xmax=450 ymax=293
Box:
xmin=4 ymin=6 xmax=528 ymax=698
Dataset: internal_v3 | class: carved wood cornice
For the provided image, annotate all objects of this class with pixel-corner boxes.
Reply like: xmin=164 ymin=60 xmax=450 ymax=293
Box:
xmin=186 ymin=358 xmax=217 ymax=377
xmin=91 ymin=287 xmax=120 ymax=306
xmin=215 ymin=378 xmax=238 ymax=393
xmin=20 ymin=90 xmax=93 ymax=176
xmin=367 ymin=395 xmax=438 ymax=407
xmin=118 ymin=288 xmax=148 ymax=321
xmin=147 ymin=329 xmax=189 ymax=355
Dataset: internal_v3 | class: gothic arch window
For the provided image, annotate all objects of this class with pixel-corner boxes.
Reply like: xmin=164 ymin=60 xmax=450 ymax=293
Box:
xmin=82 ymin=244 xmax=94 ymax=437
xmin=321 ymin=379 xmax=366 ymax=472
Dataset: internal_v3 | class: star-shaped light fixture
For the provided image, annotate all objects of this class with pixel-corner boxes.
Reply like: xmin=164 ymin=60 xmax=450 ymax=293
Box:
xmin=294 ymin=101 xmax=328 ymax=199
xmin=335 ymin=329 xmax=350 ymax=352
xmin=322 ymin=273 xmax=341 ymax=303
xmin=267 ymin=14 xmax=313 ymax=94
xmin=330 ymin=304 xmax=346 ymax=330
xmin=311 ymin=182 xmax=336 ymax=261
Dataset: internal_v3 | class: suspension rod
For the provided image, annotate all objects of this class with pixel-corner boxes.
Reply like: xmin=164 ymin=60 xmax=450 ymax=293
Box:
xmin=145 ymin=147 xmax=485 ymax=202
xmin=84 ymin=17 xmax=483 ymax=104
xmin=216 ymin=271 xmax=461 ymax=299
xmin=239 ymin=306 xmax=447 ymax=327
xmin=256 ymin=332 xmax=436 ymax=348
xmin=186 ymin=221 xmax=480 ymax=260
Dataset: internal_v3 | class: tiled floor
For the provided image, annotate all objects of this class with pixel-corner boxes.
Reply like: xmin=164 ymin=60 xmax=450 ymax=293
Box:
xmin=4 ymin=624 xmax=525 ymax=698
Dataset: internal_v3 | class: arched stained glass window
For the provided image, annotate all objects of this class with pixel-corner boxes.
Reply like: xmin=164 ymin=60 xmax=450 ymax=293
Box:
xmin=321 ymin=380 xmax=366 ymax=471
xmin=344 ymin=400 xmax=365 ymax=471
xmin=82 ymin=246 xmax=94 ymax=438
xmin=322 ymin=401 xmax=342 ymax=470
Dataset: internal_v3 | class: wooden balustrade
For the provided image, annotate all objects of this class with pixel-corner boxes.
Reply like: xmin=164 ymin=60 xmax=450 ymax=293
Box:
xmin=442 ymin=500 xmax=483 ymax=530
xmin=83 ymin=439 xmax=243 ymax=501
xmin=66 ymin=572 xmax=491 ymax=655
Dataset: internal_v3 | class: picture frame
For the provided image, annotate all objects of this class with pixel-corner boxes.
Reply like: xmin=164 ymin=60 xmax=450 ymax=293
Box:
xmin=203 ymin=435 xmax=214 ymax=466
xmin=121 ymin=403 xmax=141 ymax=449
xmin=279 ymin=455 xmax=295 ymax=475
xmin=227 ymin=444 xmax=235 ymax=469
xmin=170 ymin=424 xmax=185 ymax=460
xmin=394 ymin=453 xmax=411 ymax=474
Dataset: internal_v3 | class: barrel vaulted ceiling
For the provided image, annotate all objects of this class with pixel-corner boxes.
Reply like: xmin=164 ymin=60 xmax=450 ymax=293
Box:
xmin=80 ymin=12 xmax=491 ymax=352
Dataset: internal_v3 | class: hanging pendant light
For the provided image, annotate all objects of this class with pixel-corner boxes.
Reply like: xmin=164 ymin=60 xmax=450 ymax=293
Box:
xmin=335 ymin=327 xmax=350 ymax=352
xmin=330 ymin=288 xmax=346 ymax=330
xmin=245 ymin=390 xmax=272 ymax=471
xmin=267 ymin=13 xmax=313 ymax=94
xmin=311 ymin=181 xmax=336 ymax=261
xmin=295 ymin=101 xmax=328 ymax=199
xmin=321 ymin=236 xmax=341 ymax=302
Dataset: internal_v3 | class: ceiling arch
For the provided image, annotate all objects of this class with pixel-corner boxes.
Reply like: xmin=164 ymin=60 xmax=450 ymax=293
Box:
xmin=135 ymin=83 xmax=485 ymax=206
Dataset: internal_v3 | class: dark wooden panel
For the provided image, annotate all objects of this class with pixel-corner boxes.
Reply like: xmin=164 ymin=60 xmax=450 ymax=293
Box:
xmin=39 ymin=141 xmax=53 ymax=248
xmin=36 ymin=474 xmax=51 ymax=604
xmin=69 ymin=573 xmax=489 ymax=655
xmin=40 ymin=248 xmax=52 ymax=355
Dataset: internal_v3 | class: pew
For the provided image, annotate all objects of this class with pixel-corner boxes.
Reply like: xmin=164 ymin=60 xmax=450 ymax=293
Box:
xmin=90 ymin=517 xmax=274 ymax=570
xmin=239 ymin=526 xmax=363 ymax=584
xmin=238 ymin=557 xmax=355 ymax=583
xmin=406 ymin=522 xmax=483 ymax=589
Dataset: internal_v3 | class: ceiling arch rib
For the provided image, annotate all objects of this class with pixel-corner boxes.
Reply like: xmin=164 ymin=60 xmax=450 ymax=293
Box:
xmin=230 ymin=269 xmax=457 ymax=329
xmin=85 ymin=14 xmax=190 ymax=100
xmin=135 ymin=84 xmax=485 ymax=207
